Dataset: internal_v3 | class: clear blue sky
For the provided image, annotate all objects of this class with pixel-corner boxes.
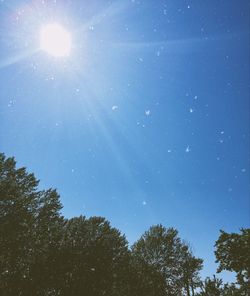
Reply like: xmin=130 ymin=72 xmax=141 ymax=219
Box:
xmin=0 ymin=0 xmax=249 ymax=282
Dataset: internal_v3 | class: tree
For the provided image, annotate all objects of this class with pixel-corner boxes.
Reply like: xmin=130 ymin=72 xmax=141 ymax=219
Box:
xmin=222 ymin=283 xmax=243 ymax=296
xmin=215 ymin=228 xmax=250 ymax=295
xmin=198 ymin=276 xmax=243 ymax=296
xmin=198 ymin=275 xmax=224 ymax=296
xmin=128 ymin=253 xmax=166 ymax=296
xmin=0 ymin=153 xmax=63 ymax=295
xmin=2 ymin=151 xmax=249 ymax=296
xmin=0 ymin=153 xmax=167 ymax=295
xmin=131 ymin=224 xmax=203 ymax=296
xmin=59 ymin=215 xmax=131 ymax=296
xmin=181 ymin=249 xmax=203 ymax=296
xmin=28 ymin=188 xmax=64 ymax=295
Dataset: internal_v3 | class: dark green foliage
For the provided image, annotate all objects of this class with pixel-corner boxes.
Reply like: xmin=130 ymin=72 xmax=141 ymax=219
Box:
xmin=131 ymin=224 xmax=203 ymax=296
xmin=181 ymin=249 xmax=203 ymax=296
xmin=221 ymin=283 xmax=245 ymax=296
xmin=215 ymin=229 xmax=250 ymax=295
xmin=198 ymin=276 xmax=226 ymax=296
xmin=1 ymin=153 xmax=248 ymax=296
xmin=59 ymin=215 xmax=130 ymax=296
xmin=198 ymin=275 xmax=244 ymax=296
xmin=0 ymin=153 xmax=63 ymax=295
xmin=128 ymin=254 xmax=166 ymax=296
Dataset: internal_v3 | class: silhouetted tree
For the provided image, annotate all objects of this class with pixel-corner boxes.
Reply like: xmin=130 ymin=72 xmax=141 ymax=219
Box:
xmin=131 ymin=224 xmax=203 ymax=295
xmin=4 ymin=152 xmax=249 ymax=296
xmin=181 ymin=249 xmax=203 ymax=296
xmin=1 ymin=153 xmax=166 ymax=295
xmin=0 ymin=153 xmax=38 ymax=295
xmin=215 ymin=228 xmax=250 ymax=295
xmin=222 ymin=283 xmax=243 ymax=296
xmin=129 ymin=251 xmax=166 ymax=296
xmin=198 ymin=275 xmax=224 ymax=296
xmin=28 ymin=188 xmax=64 ymax=295
xmin=59 ymin=215 xmax=131 ymax=296
xmin=0 ymin=153 xmax=63 ymax=295
xmin=198 ymin=275 xmax=243 ymax=296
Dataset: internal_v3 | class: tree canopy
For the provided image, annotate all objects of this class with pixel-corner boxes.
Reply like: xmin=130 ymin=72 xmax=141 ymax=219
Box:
xmin=131 ymin=225 xmax=203 ymax=296
xmin=215 ymin=228 xmax=250 ymax=295
xmin=0 ymin=153 xmax=249 ymax=295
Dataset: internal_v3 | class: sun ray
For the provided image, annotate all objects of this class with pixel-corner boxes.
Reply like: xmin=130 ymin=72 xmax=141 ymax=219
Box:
xmin=0 ymin=49 xmax=38 ymax=69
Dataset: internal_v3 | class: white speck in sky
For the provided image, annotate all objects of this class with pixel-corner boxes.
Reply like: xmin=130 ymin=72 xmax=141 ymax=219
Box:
xmin=112 ymin=105 xmax=118 ymax=111
xmin=139 ymin=57 xmax=143 ymax=62
xmin=167 ymin=149 xmax=172 ymax=153
xmin=241 ymin=168 xmax=246 ymax=173
xmin=142 ymin=201 xmax=147 ymax=206
xmin=71 ymin=169 xmax=75 ymax=173
xmin=145 ymin=110 xmax=151 ymax=116
xmin=189 ymin=108 xmax=194 ymax=113
xmin=7 ymin=99 xmax=16 ymax=107
xmin=185 ymin=146 xmax=190 ymax=153
xmin=194 ymin=95 xmax=198 ymax=100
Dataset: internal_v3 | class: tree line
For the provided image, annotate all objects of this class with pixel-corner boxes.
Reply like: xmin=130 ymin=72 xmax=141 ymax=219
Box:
xmin=0 ymin=153 xmax=249 ymax=295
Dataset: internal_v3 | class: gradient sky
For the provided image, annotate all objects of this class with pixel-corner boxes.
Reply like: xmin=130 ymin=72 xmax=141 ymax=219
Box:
xmin=0 ymin=0 xmax=249 ymax=282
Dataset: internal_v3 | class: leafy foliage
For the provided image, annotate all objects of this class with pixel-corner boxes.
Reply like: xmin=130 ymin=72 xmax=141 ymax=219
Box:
xmin=0 ymin=153 xmax=63 ymax=295
xmin=198 ymin=275 xmax=244 ymax=296
xmin=131 ymin=225 xmax=203 ymax=296
xmin=0 ymin=153 xmax=249 ymax=295
xmin=59 ymin=215 xmax=130 ymax=296
xmin=215 ymin=229 xmax=250 ymax=295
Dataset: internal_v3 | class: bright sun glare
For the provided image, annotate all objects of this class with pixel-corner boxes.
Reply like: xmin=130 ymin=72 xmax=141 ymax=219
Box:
xmin=40 ymin=23 xmax=71 ymax=57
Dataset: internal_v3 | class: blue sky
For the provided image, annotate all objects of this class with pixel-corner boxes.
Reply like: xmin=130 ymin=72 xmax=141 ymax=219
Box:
xmin=0 ymin=0 xmax=249 ymax=281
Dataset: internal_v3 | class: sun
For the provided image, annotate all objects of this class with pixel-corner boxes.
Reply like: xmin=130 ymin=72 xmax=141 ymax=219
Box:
xmin=40 ymin=23 xmax=72 ymax=57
